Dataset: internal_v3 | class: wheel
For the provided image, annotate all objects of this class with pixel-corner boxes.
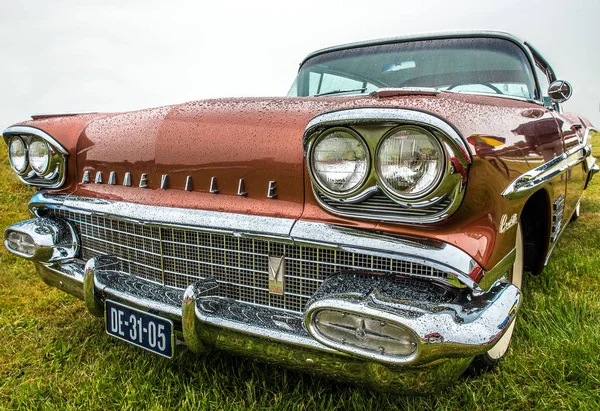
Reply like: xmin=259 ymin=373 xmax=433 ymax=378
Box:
xmin=468 ymin=222 xmax=524 ymax=372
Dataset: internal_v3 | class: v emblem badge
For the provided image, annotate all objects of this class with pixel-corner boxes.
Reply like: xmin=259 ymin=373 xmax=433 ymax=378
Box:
xmin=268 ymin=255 xmax=285 ymax=295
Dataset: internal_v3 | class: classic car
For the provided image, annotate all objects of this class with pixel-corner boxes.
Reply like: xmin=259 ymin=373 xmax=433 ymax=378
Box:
xmin=3 ymin=31 xmax=598 ymax=392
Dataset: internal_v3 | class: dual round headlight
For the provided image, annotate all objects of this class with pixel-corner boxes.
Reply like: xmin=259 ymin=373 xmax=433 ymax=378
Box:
xmin=311 ymin=128 xmax=369 ymax=195
xmin=28 ymin=138 xmax=50 ymax=174
xmin=310 ymin=126 xmax=445 ymax=200
xmin=8 ymin=136 xmax=28 ymax=173
xmin=376 ymin=127 xmax=444 ymax=199
xmin=8 ymin=136 xmax=50 ymax=175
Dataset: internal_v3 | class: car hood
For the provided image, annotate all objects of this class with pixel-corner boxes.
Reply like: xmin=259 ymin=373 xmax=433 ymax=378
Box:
xmin=28 ymin=92 xmax=542 ymax=221
xmin=74 ymin=97 xmax=342 ymax=219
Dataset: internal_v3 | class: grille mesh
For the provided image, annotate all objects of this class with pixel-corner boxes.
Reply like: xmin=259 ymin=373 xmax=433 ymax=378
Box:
xmin=49 ymin=209 xmax=447 ymax=313
xmin=316 ymin=192 xmax=452 ymax=220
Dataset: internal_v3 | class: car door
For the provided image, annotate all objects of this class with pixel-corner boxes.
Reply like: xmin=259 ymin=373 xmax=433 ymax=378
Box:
xmin=533 ymin=57 xmax=586 ymax=236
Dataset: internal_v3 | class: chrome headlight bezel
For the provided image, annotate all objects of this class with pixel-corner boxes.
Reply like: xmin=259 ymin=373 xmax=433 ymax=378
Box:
xmin=308 ymin=127 xmax=371 ymax=197
xmin=8 ymin=135 xmax=29 ymax=174
xmin=303 ymin=108 xmax=472 ymax=224
xmin=375 ymin=125 xmax=446 ymax=201
xmin=2 ymin=126 xmax=68 ymax=189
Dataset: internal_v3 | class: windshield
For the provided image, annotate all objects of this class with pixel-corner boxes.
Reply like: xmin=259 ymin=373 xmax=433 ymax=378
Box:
xmin=288 ymin=37 xmax=537 ymax=100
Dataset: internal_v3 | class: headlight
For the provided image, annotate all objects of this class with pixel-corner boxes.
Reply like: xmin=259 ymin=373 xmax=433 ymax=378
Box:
xmin=376 ymin=126 xmax=444 ymax=199
xmin=3 ymin=126 xmax=68 ymax=188
xmin=28 ymin=138 xmax=50 ymax=175
xmin=311 ymin=128 xmax=369 ymax=195
xmin=8 ymin=136 xmax=28 ymax=174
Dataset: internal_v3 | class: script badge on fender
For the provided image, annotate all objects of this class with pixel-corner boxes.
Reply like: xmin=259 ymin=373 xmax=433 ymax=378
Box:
xmin=499 ymin=213 xmax=518 ymax=234
xmin=268 ymin=255 xmax=285 ymax=295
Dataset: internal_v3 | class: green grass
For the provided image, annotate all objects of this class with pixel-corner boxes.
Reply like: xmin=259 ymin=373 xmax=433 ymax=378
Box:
xmin=1 ymin=141 xmax=600 ymax=411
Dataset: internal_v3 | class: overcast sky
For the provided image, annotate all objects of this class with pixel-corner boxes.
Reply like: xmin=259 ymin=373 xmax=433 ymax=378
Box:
xmin=1 ymin=0 xmax=598 ymax=129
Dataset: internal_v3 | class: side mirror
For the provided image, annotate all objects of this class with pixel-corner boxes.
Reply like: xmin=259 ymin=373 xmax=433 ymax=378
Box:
xmin=548 ymin=80 xmax=573 ymax=103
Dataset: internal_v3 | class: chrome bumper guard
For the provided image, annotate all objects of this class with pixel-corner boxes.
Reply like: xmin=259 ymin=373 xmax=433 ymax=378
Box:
xmin=6 ymin=213 xmax=521 ymax=392
xmin=585 ymin=162 xmax=599 ymax=190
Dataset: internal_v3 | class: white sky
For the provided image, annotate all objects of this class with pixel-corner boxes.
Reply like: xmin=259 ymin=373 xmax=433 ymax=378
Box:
xmin=1 ymin=0 xmax=598 ymax=129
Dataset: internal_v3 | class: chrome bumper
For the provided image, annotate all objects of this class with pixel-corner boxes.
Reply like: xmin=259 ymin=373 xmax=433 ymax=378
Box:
xmin=5 ymin=212 xmax=521 ymax=392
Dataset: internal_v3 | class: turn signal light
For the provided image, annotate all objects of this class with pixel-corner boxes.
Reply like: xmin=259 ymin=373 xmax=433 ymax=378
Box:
xmin=6 ymin=231 xmax=36 ymax=256
xmin=312 ymin=309 xmax=417 ymax=357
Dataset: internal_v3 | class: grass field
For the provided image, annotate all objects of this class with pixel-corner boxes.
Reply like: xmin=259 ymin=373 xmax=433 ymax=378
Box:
xmin=1 ymin=141 xmax=599 ymax=411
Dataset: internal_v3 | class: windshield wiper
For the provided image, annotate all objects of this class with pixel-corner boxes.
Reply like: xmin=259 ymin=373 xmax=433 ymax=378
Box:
xmin=314 ymin=88 xmax=367 ymax=97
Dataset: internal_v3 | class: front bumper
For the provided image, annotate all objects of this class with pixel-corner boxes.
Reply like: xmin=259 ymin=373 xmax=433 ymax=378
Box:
xmin=26 ymin=256 xmax=520 ymax=392
xmin=5 ymin=198 xmax=522 ymax=392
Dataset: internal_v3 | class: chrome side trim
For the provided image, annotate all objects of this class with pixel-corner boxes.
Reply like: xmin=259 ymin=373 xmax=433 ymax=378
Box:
xmin=28 ymin=192 xmax=481 ymax=290
xmin=502 ymin=144 xmax=589 ymax=199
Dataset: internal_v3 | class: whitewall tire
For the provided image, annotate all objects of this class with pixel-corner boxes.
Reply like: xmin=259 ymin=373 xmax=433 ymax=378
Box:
xmin=468 ymin=222 xmax=523 ymax=371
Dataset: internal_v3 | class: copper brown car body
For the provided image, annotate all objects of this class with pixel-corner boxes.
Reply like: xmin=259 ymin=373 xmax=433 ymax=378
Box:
xmin=3 ymin=31 xmax=598 ymax=392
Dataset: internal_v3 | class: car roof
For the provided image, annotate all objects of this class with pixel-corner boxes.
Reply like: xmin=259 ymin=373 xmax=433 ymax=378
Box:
xmin=299 ymin=31 xmax=529 ymax=67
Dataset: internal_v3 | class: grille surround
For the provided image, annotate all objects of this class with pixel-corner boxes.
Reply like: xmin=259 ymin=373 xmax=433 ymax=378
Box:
xmin=49 ymin=209 xmax=448 ymax=313
xmin=316 ymin=191 xmax=453 ymax=221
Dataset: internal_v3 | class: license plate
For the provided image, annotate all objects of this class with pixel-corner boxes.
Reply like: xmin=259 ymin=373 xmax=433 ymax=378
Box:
xmin=105 ymin=300 xmax=174 ymax=358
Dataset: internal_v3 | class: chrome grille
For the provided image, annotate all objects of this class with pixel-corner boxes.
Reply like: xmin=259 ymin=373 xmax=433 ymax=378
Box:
xmin=49 ymin=209 xmax=447 ymax=313
xmin=316 ymin=192 xmax=452 ymax=220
